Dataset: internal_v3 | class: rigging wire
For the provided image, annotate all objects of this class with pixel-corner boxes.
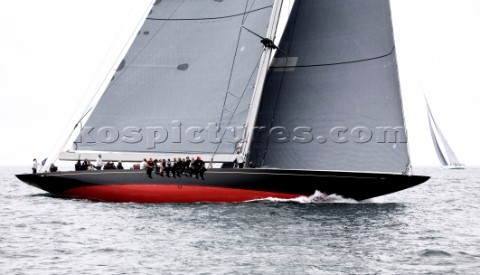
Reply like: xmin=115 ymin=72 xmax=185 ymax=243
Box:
xmin=70 ymin=0 xmax=187 ymax=151
xmin=218 ymin=0 xmax=251 ymax=124
xmin=242 ymin=0 xmax=258 ymax=24
xmin=239 ymin=0 xmax=286 ymax=166
xmin=73 ymin=1 xmax=150 ymax=129
xmin=69 ymin=1 xmax=158 ymax=152
xmin=40 ymin=0 xmax=150 ymax=171
xmin=213 ymin=0 xmax=286 ymax=165
xmin=214 ymin=0 xmax=263 ymax=162
xmin=241 ymin=26 xmax=288 ymax=57
xmin=211 ymin=54 xmax=264 ymax=161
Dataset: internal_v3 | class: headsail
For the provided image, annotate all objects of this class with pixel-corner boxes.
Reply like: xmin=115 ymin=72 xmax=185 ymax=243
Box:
xmin=250 ymin=0 xmax=411 ymax=174
xmin=61 ymin=0 xmax=281 ymax=162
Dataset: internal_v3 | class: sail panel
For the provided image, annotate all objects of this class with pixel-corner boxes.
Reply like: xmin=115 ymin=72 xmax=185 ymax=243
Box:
xmin=251 ymin=0 xmax=410 ymax=173
xmin=74 ymin=0 xmax=274 ymax=155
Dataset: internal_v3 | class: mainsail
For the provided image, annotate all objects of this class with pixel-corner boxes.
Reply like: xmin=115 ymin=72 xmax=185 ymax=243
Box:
xmin=250 ymin=0 xmax=411 ymax=174
xmin=61 ymin=0 xmax=282 ymax=162
xmin=425 ymin=97 xmax=463 ymax=168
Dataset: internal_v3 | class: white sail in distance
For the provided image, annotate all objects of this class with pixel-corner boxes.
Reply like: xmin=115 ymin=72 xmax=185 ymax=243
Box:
xmin=425 ymin=96 xmax=464 ymax=169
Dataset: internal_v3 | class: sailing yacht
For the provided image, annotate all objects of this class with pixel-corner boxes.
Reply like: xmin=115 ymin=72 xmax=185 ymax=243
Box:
xmin=425 ymin=96 xmax=465 ymax=169
xmin=16 ymin=0 xmax=429 ymax=203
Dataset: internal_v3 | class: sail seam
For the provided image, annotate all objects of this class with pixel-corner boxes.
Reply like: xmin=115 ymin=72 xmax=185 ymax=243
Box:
xmin=146 ymin=6 xmax=272 ymax=21
xmin=270 ymin=46 xmax=396 ymax=69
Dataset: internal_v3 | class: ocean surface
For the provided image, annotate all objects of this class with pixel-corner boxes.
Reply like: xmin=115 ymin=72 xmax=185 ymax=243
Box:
xmin=1 ymin=166 xmax=479 ymax=274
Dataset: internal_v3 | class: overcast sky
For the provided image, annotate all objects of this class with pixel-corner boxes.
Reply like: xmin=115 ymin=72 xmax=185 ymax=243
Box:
xmin=0 ymin=0 xmax=479 ymax=168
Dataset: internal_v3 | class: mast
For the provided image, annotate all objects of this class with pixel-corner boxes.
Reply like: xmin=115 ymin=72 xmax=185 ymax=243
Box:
xmin=241 ymin=0 xmax=285 ymax=163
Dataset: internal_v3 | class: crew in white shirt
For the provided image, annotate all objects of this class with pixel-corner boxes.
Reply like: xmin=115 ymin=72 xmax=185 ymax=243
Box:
xmin=95 ymin=154 xmax=103 ymax=170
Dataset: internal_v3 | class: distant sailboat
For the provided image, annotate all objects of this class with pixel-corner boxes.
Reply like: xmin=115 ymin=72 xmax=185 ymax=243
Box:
xmin=425 ymin=96 xmax=465 ymax=169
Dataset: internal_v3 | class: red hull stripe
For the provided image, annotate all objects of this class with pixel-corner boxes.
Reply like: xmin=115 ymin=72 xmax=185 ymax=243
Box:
xmin=62 ymin=184 xmax=300 ymax=203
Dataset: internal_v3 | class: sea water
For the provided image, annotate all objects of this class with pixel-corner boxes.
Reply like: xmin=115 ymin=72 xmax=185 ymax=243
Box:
xmin=1 ymin=166 xmax=479 ymax=274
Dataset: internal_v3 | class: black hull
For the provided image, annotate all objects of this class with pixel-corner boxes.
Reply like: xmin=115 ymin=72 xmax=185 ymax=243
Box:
xmin=16 ymin=169 xmax=429 ymax=203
